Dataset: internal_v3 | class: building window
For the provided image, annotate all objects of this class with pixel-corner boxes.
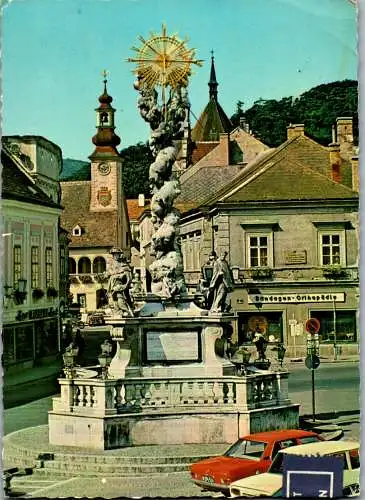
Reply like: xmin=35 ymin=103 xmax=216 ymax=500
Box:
xmin=72 ymin=225 xmax=82 ymax=236
xmin=77 ymin=293 xmax=87 ymax=308
xmin=13 ymin=245 xmax=22 ymax=285
xmin=93 ymin=256 xmax=106 ymax=274
xmin=181 ymin=232 xmax=201 ymax=271
xmin=319 ymin=233 xmax=344 ymax=265
xmin=45 ymin=247 xmax=53 ymax=287
xmin=60 ymin=247 xmax=66 ymax=278
xmin=31 ymin=246 xmax=40 ymax=288
xmin=78 ymin=257 xmax=91 ymax=274
xmin=310 ymin=310 xmax=357 ymax=342
xmin=248 ymin=235 xmax=270 ymax=267
xmin=68 ymin=257 xmax=76 ymax=274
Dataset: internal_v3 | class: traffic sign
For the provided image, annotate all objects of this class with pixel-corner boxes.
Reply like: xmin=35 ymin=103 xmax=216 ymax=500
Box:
xmin=305 ymin=354 xmax=320 ymax=369
xmin=305 ymin=318 xmax=320 ymax=334
xmin=283 ymin=454 xmax=344 ymax=498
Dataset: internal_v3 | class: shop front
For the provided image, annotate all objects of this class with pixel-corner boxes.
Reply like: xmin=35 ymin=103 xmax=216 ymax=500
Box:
xmin=3 ymin=307 xmax=60 ymax=372
xmin=232 ymin=286 xmax=359 ymax=358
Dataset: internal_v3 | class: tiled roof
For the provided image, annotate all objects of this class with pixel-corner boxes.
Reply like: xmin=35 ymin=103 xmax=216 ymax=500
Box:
xmin=60 ymin=181 xmax=119 ymax=248
xmin=1 ymin=148 xmax=61 ymax=208
xmin=205 ymin=134 xmax=357 ymax=206
xmin=177 ymin=164 xmax=242 ymax=208
xmin=127 ymin=199 xmax=150 ymax=221
xmin=223 ymin=156 xmax=358 ymax=203
xmin=191 ymin=141 xmax=219 ymax=165
xmin=191 ymin=99 xmax=233 ymax=142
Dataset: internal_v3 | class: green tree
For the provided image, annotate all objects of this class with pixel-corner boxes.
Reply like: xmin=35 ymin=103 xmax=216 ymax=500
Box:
xmin=66 ymin=163 xmax=91 ymax=181
xmin=232 ymin=80 xmax=358 ymax=147
xmin=120 ymin=142 xmax=153 ymax=198
xmin=230 ymin=100 xmax=245 ymax=127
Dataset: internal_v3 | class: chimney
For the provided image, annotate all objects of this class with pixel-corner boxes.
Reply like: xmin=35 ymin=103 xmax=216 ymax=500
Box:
xmin=138 ymin=193 xmax=145 ymax=207
xmin=239 ymin=117 xmax=250 ymax=133
xmin=328 ymin=143 xmax=341 ymax=183
xmin=331 ymin=125 xmax=336 ymax=143
xmin=351 ymin=155 xmax=359 ymax=192
xmin=336 ymin=117 xmax=354 ymax=158
xmin=287 ymin=123 xmax=305 ymax=140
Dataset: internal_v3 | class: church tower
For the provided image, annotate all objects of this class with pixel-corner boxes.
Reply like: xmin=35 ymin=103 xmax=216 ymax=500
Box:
xmin=89 ymin=74 xmax=122 ymax=212
xmin=89 ymin=74 xmax=131 ymax=253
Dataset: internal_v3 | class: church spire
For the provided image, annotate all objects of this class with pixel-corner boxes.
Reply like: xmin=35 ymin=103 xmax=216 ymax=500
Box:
xmin=209 ymin=50 xmax=218 ymax=101
xmin=90 ymin=71 xmax=121 ymax=158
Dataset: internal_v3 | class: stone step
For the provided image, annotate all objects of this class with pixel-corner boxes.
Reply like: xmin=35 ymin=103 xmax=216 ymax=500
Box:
xmin=4 ymin=444 xmax=213 ymax=466
xmin=51 ymin=453 xmax=212 ymax=465
xmin=40 ymin=459 xmax=191 ymax=474
xmin=34 ymin=467 xmax=190 ymax=478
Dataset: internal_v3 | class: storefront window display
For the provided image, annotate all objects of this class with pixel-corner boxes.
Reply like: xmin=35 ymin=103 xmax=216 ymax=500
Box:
xmin=35 ymin=319 xmax=59 ymax=357
xmin=238 ymin=312 xmax=283 ymax=344
xmin=15 ymin=324 xmax=34 ymax=360
xmin=310 ymin=310 xmax=357 ymax=343
xmin=2 ymin=327 xmax=16 ymax=365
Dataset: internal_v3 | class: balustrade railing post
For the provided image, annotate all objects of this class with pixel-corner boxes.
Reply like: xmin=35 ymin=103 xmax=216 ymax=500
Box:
xmin=91 ymin=380 xmax=118 ymax=416
xmin=235 ymin=378 xmax=249 ymax=409
xmin=54 ymin=379 xmax=74 ymax=412
xmin=275 ymin=371 xmax=290 ymax=404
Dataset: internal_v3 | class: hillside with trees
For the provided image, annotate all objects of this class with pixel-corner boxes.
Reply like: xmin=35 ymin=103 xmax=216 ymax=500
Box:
xmin=61 ymin=159 xmax=90 ymax=180
xmin=230 ymin=80 xmax=358 ymax=147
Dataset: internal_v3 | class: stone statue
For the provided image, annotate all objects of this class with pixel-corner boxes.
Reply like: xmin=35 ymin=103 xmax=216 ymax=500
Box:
xmin=130 ymin=270 xmax=143 ymax=300
xmin=196 ymin=251 xmax=217 ymax=309
xmin=134 ymin=80 xmax=189 ymax=300
xmin=106 ymin=247 xmax=134 ymax=317
xmin=209 ymin=251 xmax=233 ymax=313
xmin=252 ymin=327 xmax=268 ymax=361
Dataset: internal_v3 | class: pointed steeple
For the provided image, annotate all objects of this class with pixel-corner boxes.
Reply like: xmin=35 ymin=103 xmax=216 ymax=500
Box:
xmin=191 ymin=52 xmax=232 ymax=142
xmin=209 ymin=50 xmax=218 ymax=101
xmin=90 ymin=71 xmax=121 ymax=158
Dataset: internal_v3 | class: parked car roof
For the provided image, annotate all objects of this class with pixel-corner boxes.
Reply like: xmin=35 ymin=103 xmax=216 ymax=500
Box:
xmin=244 ymin=429 xmax=317 ymax=441
xmin=280 ymin=440 xmax=359 ymax=455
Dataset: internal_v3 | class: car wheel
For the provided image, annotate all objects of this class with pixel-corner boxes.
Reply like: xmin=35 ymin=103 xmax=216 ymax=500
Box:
xmin=343 ymin=484 xmax=360 ymax=497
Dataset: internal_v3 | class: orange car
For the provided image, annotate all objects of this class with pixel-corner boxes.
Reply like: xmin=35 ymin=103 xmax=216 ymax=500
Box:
xmin=190 ymin=429 xmax=323 ymax=496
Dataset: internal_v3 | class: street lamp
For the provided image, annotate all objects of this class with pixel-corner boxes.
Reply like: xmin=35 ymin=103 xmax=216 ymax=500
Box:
xmin=98 ymin=339 xmax=113 ymax=379
xmin=231 ymin=347 xmax=251 ymax=376
xmin=277 ymin=343 xmax=286 ymax=368
xmin=62 ymin=344 xmax=79 ymax=378
xmin=5 ymin=278 xmax=28 ymax=305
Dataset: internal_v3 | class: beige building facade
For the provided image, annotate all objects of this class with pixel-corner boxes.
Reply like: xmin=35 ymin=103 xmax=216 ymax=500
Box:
xmin=2 ymin=138 xmax=64 ymax=372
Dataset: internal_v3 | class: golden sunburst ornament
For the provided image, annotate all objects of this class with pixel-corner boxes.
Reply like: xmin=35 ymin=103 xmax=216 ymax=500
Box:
xmin=127 ymin=24 xmax=203 ymax=89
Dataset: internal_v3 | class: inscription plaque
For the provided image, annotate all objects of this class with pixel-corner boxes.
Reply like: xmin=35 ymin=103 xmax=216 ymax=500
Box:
xmin=284 ymin=250 xmax=307 ymax=265
xmin=145 ymin=330 xmax=200 ymax=362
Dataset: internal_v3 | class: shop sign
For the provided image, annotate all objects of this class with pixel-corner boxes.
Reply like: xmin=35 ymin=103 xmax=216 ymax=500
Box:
xmin=16 ymin=307 xmax=58 ymax=322
xmin=248 ymin=293 xmax=345 ymax=304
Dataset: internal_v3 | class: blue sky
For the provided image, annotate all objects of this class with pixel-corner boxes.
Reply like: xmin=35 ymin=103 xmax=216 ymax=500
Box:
xmin=2 ymin=0 xmax=357 ymax=161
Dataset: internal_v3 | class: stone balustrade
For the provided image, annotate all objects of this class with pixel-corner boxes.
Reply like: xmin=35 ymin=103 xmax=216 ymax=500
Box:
xmin=52 ymin=371 xmax=290 ymax=417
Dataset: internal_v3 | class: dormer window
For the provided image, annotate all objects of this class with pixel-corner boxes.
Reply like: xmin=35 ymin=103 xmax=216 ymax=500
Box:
xmin=73 ymin=225 xmax=82 ymax=237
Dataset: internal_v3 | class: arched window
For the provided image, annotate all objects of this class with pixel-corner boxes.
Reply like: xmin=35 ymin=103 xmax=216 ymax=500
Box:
xmin=68 ymin=257 xmax=76 ymax=274
xmin=78 ymin=257 xmax=91 ymax=274
xmin=93 ymin=256 xmax=106 ymax=274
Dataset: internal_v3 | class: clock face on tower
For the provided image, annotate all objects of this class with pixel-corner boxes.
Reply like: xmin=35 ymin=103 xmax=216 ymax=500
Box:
xmin=98 ymin=162 xmax=111 ymax=175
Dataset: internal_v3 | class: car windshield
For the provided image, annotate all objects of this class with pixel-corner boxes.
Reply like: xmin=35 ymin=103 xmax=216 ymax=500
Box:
xmin=224 ymin=439 xmax=266 ymax=460
xmin=299 ymin=436 xmax=320 ymax=444
xmin=269 ymin=452 xmax=284 ymax=473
